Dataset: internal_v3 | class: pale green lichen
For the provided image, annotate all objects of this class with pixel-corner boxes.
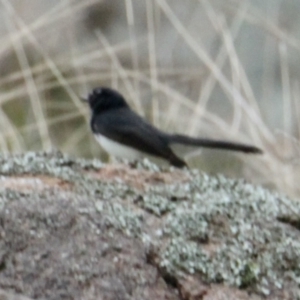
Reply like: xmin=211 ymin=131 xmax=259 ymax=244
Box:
xmin=0 ymin=151 xmax=143 ymax=237
xmin=159 ymin=170 xmax=300 ymax=296
xmin=0 ymin=151 xmax=300 ymax=296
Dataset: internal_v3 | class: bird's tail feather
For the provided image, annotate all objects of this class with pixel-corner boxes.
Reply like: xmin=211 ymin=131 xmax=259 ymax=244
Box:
xmin=169 ymin=134 xmax=262 ymax=154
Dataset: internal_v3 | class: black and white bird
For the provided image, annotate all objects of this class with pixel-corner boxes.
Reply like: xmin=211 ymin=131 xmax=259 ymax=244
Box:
xmin=82 ymin=87 xmax=262 ymax=168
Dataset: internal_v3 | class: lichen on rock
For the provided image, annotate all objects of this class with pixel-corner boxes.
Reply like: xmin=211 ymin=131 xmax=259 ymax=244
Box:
xmin=0 ymin=150 xmax=299 ymax=299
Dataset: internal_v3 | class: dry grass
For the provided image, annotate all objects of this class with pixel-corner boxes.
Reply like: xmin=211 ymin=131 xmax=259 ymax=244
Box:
xmin=0 ymin=0 xmax=300 ymax=198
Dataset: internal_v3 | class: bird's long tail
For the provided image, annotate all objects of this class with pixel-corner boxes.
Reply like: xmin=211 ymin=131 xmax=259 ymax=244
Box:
xmin=169 ymin=134 xmax=262 ymax=154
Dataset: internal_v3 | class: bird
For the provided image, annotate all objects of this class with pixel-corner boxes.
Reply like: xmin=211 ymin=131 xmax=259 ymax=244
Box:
xmin=82 ymin=87 xmax=262 ymax=168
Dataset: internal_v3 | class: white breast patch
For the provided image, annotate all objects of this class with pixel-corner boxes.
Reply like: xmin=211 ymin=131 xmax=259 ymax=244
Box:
xmin=94 ymin=134 xmax=143 ymax=160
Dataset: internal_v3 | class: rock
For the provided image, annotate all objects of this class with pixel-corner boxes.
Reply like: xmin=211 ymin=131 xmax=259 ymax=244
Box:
xmin=0 ymin=151 xmax=299 ymax=300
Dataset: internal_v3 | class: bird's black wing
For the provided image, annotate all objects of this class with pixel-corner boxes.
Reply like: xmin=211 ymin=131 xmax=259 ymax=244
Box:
xmin=92 ymin=108 xmax=174 ymax=159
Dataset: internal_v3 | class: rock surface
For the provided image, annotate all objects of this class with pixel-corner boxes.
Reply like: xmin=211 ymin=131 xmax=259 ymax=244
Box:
xmin=0 ymin=151 xmax=299 ymax=300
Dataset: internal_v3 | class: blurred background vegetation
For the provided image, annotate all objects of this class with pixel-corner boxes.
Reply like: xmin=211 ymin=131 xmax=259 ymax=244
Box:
xmin=0 ymin=0 xmax=300 ymax=197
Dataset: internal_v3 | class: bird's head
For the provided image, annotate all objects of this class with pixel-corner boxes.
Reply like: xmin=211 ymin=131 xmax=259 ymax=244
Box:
xmin=81 ymin=87 xmax=129 ymax=113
